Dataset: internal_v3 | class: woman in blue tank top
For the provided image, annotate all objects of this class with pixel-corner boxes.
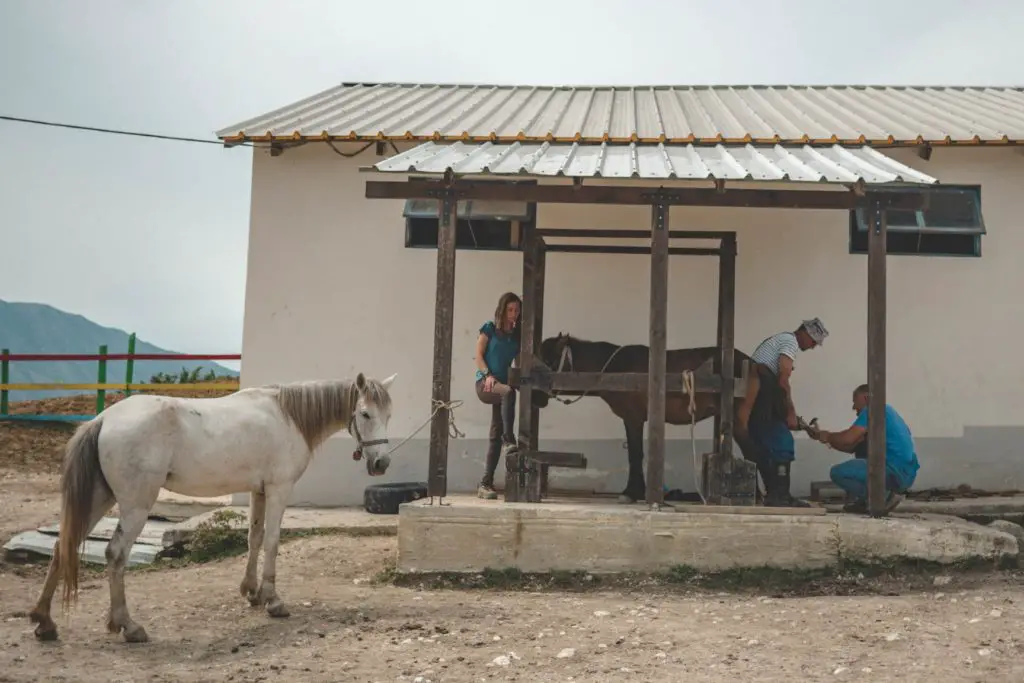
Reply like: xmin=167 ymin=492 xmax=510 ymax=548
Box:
xmin=474 ymin=292 xmax=522 ymax=499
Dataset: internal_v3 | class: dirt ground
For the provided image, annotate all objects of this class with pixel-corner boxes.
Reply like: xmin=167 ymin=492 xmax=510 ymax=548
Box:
xmin=2 ymin=416 xmax=1024 ymax=681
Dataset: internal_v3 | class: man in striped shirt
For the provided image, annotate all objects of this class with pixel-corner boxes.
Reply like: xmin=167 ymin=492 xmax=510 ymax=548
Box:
xmin=739 ymin=318 xmax=829 ymax=507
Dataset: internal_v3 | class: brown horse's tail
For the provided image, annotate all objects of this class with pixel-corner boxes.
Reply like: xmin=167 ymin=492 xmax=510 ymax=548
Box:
xmin=58 ymin=417 xmax=110 ymax=612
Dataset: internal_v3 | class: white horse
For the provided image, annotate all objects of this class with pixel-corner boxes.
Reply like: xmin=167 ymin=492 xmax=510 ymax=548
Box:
xmin=28 ymin=371 xmax=397 ymax=643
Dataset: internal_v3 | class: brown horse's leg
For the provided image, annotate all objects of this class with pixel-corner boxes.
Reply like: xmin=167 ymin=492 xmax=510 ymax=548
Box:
xmin=619 ymin=420 xmax=646 ymax=504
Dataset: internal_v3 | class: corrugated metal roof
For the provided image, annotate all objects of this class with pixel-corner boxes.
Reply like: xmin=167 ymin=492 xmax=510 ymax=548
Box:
xmin=368 ymin=141 xmax=939 ymax=185
xmin=217 ymin=83 xmax=1024 ymax=146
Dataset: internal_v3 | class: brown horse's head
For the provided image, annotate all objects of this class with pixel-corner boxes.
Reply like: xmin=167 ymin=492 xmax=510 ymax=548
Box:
xmin=534 ymin=332 xmax=575 ymax=408
xmin=539 ymin=332 xmax=573 ymax=372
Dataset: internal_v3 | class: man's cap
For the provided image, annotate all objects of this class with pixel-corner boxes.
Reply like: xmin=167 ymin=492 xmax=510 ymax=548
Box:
xmin=801 ymin=317 xmax=829 ymax=345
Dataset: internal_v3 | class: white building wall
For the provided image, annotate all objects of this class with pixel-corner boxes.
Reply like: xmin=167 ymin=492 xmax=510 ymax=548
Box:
xmin=234 ymin=142 xmax=1024 ymax=507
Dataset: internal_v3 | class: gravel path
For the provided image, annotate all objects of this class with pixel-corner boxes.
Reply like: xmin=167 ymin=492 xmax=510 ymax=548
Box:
xmin=2 ymin=466 xmax=1023 ymax=682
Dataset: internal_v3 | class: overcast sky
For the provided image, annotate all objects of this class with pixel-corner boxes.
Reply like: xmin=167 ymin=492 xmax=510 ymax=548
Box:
xmin=2 ymin=0 xmax=1022 ymax=369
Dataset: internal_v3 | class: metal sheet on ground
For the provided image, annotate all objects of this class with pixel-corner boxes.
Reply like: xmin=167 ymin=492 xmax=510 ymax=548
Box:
xmin=3 ymin=530 xmax=160 ymax=566
xmin=36 ymin=517 xmax=175 ymax=547
xmin=2 ymin=516 xmax=175 ymax=566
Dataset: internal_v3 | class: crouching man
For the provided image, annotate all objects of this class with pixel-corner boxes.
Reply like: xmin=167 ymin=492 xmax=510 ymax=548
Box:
xmin=812 ymin=383 xmax=920 ymax=514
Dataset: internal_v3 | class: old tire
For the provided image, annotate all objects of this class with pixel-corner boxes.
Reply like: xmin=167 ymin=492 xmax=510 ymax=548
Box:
xmin=363 ymin=482 xmax=428 ymax=515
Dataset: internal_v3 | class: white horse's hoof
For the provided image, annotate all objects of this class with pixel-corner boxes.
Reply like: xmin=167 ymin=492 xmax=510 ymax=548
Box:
xmin=123 ymin=623 xmax=149 ymax=643
xmin=266 ymin=600 xmax=290 ymax=618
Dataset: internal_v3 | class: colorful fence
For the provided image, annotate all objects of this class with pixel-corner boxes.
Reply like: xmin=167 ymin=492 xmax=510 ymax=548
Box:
xmin=0 ymin=333 xmax=241 ymax=423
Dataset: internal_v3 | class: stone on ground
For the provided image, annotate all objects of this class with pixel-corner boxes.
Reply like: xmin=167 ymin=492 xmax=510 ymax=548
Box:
xmin=987 ymin=519 xmax=1024 ymax=547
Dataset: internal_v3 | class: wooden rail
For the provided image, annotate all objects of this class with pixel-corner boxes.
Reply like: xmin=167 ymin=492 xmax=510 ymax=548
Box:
xmin=0 ymin=332 xmax=241 ymax=423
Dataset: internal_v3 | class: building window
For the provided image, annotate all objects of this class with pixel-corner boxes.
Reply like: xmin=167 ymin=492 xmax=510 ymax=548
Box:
xmin=849 ymin=185 xmax=985 ymax=257
xmin=403 ymin=180 xmax=536 ymax=251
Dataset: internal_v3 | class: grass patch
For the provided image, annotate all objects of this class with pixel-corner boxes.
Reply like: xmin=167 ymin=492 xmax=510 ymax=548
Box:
xmin=185 ymin=509 xmax=250 ymax=563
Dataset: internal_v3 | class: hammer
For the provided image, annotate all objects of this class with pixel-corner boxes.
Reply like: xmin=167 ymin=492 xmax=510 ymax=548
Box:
xmin=796 ymin=416 xmax=820 ymax=437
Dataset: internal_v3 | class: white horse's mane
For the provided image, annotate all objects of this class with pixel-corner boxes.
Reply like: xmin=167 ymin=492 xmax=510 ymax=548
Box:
xmin=272 ymin=378 xmax=393 ymax=451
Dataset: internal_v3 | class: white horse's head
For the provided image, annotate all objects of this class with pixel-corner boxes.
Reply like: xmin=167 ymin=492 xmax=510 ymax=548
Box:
xmin=350 ymin=372 xmax=397 ymax=476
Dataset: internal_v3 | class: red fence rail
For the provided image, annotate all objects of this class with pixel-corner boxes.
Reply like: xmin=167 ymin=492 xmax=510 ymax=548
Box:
xmin=0 ymin=332 xmax=241 ymax=423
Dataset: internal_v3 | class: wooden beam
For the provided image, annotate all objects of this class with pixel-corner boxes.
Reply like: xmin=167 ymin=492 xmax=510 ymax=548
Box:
xmin=365 ymin=179 xmax=932 ymax=211
xmin=427 ymin=193 xmax=458 ymax=499
xmin=866 ymin=200 xmax=888 ymax=517
xmin=717 ymin=234 xmax=737 ymax=459
xmin=528 ymin=451 xmax=588 ymax=468
xmin=545 ymin=245 xmax=720 ymax=256
xmin=646 ymin=203 xmax=669 ymax=508
xmin=537 ymin=228 xmax=735 ymax=241
xmin=513 ymin=367 xmax=746 ymax=396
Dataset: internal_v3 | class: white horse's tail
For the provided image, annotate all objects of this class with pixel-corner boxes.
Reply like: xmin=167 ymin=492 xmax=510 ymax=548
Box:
xmin=59 ymin=417 xmax=111 ymax=611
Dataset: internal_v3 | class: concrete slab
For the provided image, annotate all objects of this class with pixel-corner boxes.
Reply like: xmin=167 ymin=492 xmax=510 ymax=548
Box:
xmin=837 ymin=512 xmax=1019 ymax=565
xmin=865 ymin=495 xmax=1024 ymax=519
xmin=161 ymin=505 xmax=397 ymax=548
xmin=396 ymin=498 xmax=1019 ymax=575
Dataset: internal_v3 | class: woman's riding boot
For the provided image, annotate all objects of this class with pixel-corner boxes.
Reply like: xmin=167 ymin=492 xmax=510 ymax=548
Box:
xmin=478 ymin=438 xmax=503 ymax=499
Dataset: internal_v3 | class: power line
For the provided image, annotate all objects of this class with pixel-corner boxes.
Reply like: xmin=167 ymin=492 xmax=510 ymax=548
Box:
xmin=0 ymin=114 xmax=253 ymax=147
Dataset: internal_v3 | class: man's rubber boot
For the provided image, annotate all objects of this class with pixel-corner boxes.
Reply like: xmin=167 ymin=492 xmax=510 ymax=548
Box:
xmin=764 ymin=462 xmax=811 ymax=508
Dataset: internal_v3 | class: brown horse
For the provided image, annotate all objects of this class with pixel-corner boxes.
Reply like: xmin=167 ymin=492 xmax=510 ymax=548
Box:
xmin=534 ymin=333 xmax=761 ymax=503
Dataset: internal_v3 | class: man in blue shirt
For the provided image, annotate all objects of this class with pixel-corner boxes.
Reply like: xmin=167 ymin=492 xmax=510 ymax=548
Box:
xmin=812 ymin=384 xmax=920 ymax=514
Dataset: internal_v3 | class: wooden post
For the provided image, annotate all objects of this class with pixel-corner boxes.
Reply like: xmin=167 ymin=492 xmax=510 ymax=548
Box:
xmin=866 ymin=199 xmax=888 ymax=517
xmin=646 ymin=202 xmax=669 ymax=508
xmin=96 ymin=344 xmax=108 ymax=415
xmin=427 ymin=193 xmax=458 ymax=500
xmin=125 ymin=333 xmax=137 ymax=396
xmin=717 ymin=234 xmax=737 ymax=459
xmin=511 ymin=223 xmax=539 ymax=502
xmin=0 ymin=349 xmax=9 ymax=416
xmin=526 ymin=238 xmax=547 ymax=500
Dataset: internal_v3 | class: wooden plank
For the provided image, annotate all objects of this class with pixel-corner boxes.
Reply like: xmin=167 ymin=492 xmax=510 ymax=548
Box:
xmin=646 ymin=203 xmax=669 ymax=507
xmin=427 ymin=193 xmax=458 ymax=499
xmin=670 ymin=503 xmax=828 ymax=516
xmin=544 ymin=245 xmax=720 ymax=256
xmin=717 ymin=234 xmax=737 ymax=459
xmin=517 ymin=367 xmax=746 ymax=395
xmin=365 ymin=179 xmax=932 ymax=211
xmin=537 ymin=228 xmax=735 ymax=241
xmin=866 ymin=200 xmax=889 ymax=517
xmin=527 ymin=451 xmax=588 ymax=468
